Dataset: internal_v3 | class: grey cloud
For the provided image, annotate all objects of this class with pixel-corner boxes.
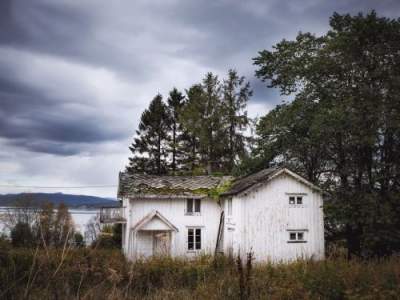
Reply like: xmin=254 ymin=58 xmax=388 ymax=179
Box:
xmin=0 ymin=0 xmax=399 ymax=195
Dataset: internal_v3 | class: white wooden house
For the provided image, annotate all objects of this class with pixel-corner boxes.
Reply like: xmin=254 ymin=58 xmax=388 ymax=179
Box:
xmin=101 ymin=167 xmax=325 ymax=262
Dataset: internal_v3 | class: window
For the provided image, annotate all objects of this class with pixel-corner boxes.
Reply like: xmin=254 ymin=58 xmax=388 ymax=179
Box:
xmin=296 ymin=196 xmax=303 ymax=205
xmin=186 ymin=198 xmax=201 ymax=215
xmin=289 ymin=195 xmax=304 ymax=205
xmin=188 ymin=228 xmax=201 ymax=250
xmin=227 ymin=198 xmax=232 ymax=216
xmin=288 ymin=230 xmax=307 ymax=243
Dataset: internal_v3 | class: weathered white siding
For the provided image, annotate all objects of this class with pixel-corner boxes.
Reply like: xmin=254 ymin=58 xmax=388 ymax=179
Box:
xmin=223 ymin=173 xmax=324 ymax=262
xmin=123 ymin=197 xmax=221 ymax=260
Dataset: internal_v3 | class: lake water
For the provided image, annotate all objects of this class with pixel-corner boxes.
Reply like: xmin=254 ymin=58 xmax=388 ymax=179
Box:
xmin=0 ymin=207 xmax=99 ymax=237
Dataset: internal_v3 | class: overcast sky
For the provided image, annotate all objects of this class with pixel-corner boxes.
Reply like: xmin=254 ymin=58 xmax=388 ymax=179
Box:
xmin=0 ymin=0 xmax=399 ymax=198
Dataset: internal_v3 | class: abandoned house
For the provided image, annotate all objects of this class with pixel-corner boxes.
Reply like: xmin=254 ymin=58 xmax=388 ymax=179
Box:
xmin=100 ymin=167 xmax=325 ymax=262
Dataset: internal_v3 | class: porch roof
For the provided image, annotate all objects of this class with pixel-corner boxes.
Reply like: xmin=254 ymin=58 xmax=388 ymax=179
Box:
xmin=132 ymin=210 xmax=178 ymax=232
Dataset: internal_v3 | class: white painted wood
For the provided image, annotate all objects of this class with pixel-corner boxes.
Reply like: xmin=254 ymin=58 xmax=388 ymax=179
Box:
xmin=222 ymin=172 xmax=325 ymax=263
xmin=136 ymin=231 xmax=153 ymax=258
xmin=125 ymin=197 xmax=221 ymax=259
xmin=121 ymin=169 xmax=325 ymax=263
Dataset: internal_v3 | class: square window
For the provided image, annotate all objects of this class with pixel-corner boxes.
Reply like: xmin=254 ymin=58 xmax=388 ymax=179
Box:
xmin=289 ymin=196 xmax=295 ymax=205
xmin=296 ymin=196 xmax=303 ymax=205
xmin=288 ymin=231 xmax=307 ymax=242
xmin=187 ymin=199 xmax=201 ymax=214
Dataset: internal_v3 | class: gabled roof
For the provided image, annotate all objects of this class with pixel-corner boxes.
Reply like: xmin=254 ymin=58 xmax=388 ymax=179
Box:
xmin=132 ymin=210 xmax=178 ymax=232
xmin=221 ymin=167 xmax=322 ymax=196
xmin=118 ymin=172 xmax=230 ymax=198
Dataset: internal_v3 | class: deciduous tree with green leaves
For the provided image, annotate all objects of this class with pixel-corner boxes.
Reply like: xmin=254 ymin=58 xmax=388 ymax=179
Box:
xmin=253 ymin=11 xmax=400 ymax=257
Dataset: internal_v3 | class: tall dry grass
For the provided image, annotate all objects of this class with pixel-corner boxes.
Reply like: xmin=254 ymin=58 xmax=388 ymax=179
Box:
xmin=0 ymin=243 xmax=399 ymax=299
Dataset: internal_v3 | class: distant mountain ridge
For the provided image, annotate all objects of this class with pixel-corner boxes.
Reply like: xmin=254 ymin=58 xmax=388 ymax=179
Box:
xmin=0 ymin=193 xmax=118 ymax=208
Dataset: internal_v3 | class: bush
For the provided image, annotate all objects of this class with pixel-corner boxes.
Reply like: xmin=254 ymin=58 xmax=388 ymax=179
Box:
xmin=10 ymin=222 xmax=34 ymax=248
xmin=73 ymin=232 xmax=85 ymax=247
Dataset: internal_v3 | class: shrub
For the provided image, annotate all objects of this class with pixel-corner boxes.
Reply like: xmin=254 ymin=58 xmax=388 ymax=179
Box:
xmin=10 ymin=222 xmax=34 ymax=247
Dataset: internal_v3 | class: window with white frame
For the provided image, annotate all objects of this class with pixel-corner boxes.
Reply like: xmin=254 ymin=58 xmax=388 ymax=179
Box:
xmin=288 ymin=230 xmax=307 ymax=243
xmin=187 ymin=228 xmax=201 ymax=250
xmin=227 ymin=198 xmax=232 ymax=216
xmin=289 ymin=195 xmax=303 ymax=205
xmin=186 ymin=198 xmax=201 ymax=215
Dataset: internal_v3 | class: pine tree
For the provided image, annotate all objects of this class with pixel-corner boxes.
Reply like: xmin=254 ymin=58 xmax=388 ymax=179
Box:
xmin=200 ymin=72 xmax=225 ymax=174
xmin=167 ymin=88 xmax=185 ymax=174
xmin=180 ymin=74 xmax=225 ymax=174
xmin=222 ymin=69 xmax=252 ymax=171
xmin=179 ymin=84 xmax=203 ymax=173
xmin=127 ymin=94 xmax=171 ymax=175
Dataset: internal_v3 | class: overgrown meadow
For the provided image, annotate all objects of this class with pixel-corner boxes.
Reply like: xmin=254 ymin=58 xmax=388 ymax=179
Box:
xmin=1 ymin=242 xmax=399 ymax=300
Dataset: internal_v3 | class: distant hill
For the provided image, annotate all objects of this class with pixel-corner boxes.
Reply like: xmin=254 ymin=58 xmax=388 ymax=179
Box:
xmin=0 ymin=193 xmax=119 ymax=208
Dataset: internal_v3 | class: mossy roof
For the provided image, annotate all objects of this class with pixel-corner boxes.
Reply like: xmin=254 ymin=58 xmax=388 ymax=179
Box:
xmin=220 ymin=167 xmax=280 ymax=196
xmin=118 ymin=172 xmax=232 ymax=198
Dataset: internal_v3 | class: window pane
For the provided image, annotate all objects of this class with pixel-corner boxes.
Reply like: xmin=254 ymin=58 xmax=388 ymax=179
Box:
xmin=188 ymin=229 xmax=194 ymax=250
xmin=290 ymin=233 xmax=296 ymax=240
xmin=289 ymin=196 xmax=295 ymax=204
xmin=228 ymin=199 xmax=232 ymax=215
xmin=297 ymin=197 xmax=303 ymax=204
xmin=187 ymin=199 xmax=193 ymax=213
xmin=195 ymin=229 xmax=201 ymax=250
xmin=297 ymin=232 xmax=304 ymax=240
xmin=195 ymin=199 xmax=201 ymax=213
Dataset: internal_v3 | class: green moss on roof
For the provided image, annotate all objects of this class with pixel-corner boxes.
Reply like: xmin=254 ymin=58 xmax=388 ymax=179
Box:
xmin=118 ymin=172 xmax=233 ymax=200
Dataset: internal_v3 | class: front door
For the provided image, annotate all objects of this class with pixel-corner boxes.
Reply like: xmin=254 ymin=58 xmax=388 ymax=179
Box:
xmin=153 ymin=231 xmax=171 ymax=256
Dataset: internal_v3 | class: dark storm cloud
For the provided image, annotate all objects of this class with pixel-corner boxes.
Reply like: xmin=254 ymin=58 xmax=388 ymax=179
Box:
xmin=1 ymin=0 xmax=400 ymax=159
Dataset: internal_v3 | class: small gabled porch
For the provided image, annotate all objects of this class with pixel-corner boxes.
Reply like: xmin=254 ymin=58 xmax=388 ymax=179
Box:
xmin=128 ymin=210 xmax=178 ymax=259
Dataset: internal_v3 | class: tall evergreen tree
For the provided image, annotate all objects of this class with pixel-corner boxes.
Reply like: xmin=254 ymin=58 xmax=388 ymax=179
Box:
xmin=179 ymin=84 xmax=204 ymax=174
xmin=180 ymin=73 xmax=225 ymax=174
xmin=222 ymin=69 xmax=252 ymax=171
xmin=179 ymin=84 xmax=204 ymax=173
xmin=127 ymin=94 xmax=170 ymax=175
xmin=201 ymin=72 xmax=225 ymax=174
xmin=167 ymin=88 xmax=185 ymax=174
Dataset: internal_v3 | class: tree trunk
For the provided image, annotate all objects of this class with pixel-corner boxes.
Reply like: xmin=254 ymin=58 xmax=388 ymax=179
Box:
xmin=172 ymin=122 xmax=176 ymax=174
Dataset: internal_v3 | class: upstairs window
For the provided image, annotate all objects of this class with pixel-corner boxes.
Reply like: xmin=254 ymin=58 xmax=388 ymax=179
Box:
xmin=289 ymin=195 xmax=303 ymax=205
xmin=186 ymin=198 xmax=201 ymax=215
xmin=188 ymin=228 xmax=201 ymax=250
xmin=288 ymin=230 xmax=307 ymax=243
